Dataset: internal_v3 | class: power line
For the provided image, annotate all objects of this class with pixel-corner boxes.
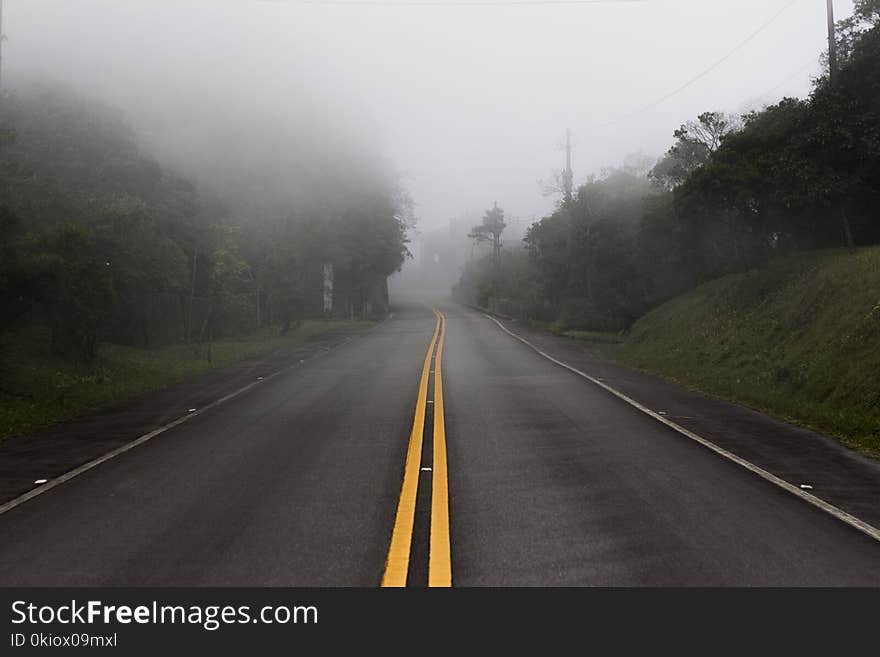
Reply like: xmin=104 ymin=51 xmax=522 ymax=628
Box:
xmin=589 ymin=0 xmax=801 ymax=129
xmin=757 ymin=56 xmax=817 ymax=100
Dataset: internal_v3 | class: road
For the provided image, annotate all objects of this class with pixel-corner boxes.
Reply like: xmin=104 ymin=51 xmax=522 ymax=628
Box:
xmin=0 ymin=302 xmax=878 ymax=586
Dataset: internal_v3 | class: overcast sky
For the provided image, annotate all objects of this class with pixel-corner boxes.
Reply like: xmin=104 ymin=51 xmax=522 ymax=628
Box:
xmin=4 ymin=0 xmax=855 ymax=230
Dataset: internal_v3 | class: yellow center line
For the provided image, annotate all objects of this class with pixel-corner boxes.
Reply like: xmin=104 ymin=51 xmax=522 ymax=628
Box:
xmin=381 ymin=311 xmax=441 ymax=587
xmin=429 ymin=311 xmax=452 ymax=587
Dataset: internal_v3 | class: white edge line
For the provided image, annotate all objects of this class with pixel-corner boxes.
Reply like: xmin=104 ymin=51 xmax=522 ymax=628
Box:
xmin=0 ymin=334 xmax=358 ymax=517
xmin=484 ymin=313 xmax=880 ymax=544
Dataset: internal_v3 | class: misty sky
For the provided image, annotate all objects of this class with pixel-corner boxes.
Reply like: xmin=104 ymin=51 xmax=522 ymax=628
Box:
xmin=3 ymin=0 xmax=855 ymax=230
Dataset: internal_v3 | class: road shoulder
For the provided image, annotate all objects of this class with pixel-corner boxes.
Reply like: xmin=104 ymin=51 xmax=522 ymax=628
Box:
xmin=483 ymin=310 xmax=880 ymax=533
xmin=0 ymin=322 xmax=377 ymax=506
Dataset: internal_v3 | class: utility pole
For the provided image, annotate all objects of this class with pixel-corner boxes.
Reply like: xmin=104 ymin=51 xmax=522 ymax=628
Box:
xmin=562 ymin=128 xmax=573 ymax=205
xmin=826 ymin=0 xmax=838 ymax=82
xmin=1 ymin=0 xmax=5 ymax=91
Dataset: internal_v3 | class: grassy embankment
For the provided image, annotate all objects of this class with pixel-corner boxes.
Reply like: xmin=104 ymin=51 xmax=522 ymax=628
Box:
xmin=568 ymin=247 xmax=880 ymax=457
xmin=0 ymin=320 xmax=369 ymax=441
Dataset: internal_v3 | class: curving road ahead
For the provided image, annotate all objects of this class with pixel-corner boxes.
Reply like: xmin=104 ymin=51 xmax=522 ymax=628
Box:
xmin=0 ymin=302 xmax=878 ymax=586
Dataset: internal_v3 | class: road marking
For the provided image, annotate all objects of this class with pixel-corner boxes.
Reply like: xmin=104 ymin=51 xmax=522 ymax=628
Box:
xmin=429 ymin=311 xmax=452 ymax=587
xmin=382 ymin=312 xmax=442 ymax=587
xmin=0 ymin=378 xmax=266 ymax=517
xmin=0 ymin=332 xmax=363 ymax=517
xmin=484 ymin=314 xmax=880 ymax=544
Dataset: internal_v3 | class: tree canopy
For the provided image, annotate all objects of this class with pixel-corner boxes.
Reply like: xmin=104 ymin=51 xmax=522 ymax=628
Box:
xmin=0 ymin=85 xmax=412 ymax=359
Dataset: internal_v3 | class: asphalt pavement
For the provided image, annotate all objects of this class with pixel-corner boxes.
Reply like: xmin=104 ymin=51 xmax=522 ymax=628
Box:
xmin=0 ymin=302 xmax=878 ymax=585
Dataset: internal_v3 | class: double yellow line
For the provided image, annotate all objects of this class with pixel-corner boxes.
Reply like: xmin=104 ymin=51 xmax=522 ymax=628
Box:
xmin=382 ymin=309 xmax=451 ymax=587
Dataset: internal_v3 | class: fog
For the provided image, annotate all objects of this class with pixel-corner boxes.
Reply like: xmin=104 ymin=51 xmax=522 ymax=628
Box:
xmin=4 ymin=1 xmax=880 ymax=593
xmin=4 ymin=0 xmax=855 ymax=229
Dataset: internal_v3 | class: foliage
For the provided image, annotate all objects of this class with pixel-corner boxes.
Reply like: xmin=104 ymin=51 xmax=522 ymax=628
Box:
xmin=649 ymin=111 xmax=736 ymax=191
xmin=0 ymin=85 xmax=411 ymax=361
xmin=454 ymin=248 xmax=540 ymax=318
xmin=523 ymin=168 xmax=662 ymax=330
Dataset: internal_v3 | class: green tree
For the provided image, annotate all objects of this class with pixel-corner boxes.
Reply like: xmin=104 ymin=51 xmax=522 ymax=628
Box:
xmin=650 ymin=112 xmax=736 ymax=191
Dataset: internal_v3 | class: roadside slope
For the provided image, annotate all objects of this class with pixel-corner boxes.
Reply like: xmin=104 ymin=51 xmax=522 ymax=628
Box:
xmin=617 ymin=247 xmax=880 ymax=456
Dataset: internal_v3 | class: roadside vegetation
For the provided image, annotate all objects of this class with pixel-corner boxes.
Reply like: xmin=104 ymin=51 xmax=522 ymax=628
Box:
xmin=610 ymin=247 xmax=880 ymax=456
xmin=0 ymin=320 xmax=369 ymax=441
xmin=0 ymin=84 xmax=411 ymax=362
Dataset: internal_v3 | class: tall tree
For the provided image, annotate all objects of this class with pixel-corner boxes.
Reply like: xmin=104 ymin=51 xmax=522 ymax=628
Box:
xmin=469 ymin=202 xmax=506 ymax=263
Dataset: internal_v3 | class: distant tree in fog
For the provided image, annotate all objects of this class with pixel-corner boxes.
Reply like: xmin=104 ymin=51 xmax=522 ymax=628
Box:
xmin=469 ymin=202 xmax=506 ymax=263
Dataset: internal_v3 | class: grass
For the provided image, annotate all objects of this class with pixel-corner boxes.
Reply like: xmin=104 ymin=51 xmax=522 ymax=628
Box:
xmin=0 ymin=320 xmax=370 ymax=441
xmin=527 ymin=319 xmax=625 ymax=344
xmin=559 ymin=329 xmax=624 ymax=344
xmin=596 ymin=247 xmax=880 ymax=457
